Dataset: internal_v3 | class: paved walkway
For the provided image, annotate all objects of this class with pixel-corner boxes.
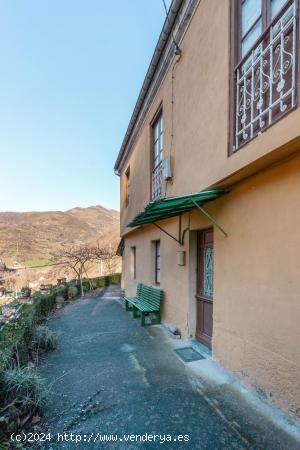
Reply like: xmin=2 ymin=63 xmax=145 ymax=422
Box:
xmin=33 ymin=286 xmax=300 ymax=449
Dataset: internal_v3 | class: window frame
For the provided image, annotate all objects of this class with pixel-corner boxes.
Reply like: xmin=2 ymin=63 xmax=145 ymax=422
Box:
xmin=150 ymin=106 xmax=164 ymax=172
xmin=130 ymin=246 xmax=136 ymax=279
xmin=236 ymin=0 xmax=290 ymax=64
xmin=228 ymin=0 xmax=298 ymax=155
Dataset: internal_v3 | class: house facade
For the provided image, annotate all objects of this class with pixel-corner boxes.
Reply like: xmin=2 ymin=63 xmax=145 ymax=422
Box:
xmin=114 ymin=0 xmax=300 ymax=420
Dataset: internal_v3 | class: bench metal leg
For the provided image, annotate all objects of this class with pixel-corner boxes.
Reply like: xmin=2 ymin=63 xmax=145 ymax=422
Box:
xmin=155 ymin=311 xmax=161 ymax=324
xmin=141 ymin=312 xmax=146 ymax=326
xmin=125 ymin=300 xmax=135 ymax=312
xmin=132 ymin=306 xmax=139 ymax=318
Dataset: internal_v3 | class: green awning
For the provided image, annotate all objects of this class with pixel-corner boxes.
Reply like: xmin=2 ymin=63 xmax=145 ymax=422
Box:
xmin=128 ymin=189 xmax=228 ymax=228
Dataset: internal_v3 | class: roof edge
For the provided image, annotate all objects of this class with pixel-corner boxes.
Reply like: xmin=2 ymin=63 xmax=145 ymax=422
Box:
xmin=114 ymin=0 xmax=184 ymax=175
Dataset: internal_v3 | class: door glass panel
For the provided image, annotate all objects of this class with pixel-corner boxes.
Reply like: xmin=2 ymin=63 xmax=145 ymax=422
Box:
xmin=271 ymin=0 xmax=287 ymax=18
xmin=242 ymin=0 xmax=261 ymax=36
xmin=242 ymin=18 xmax=262 ymax=56
xmin=203 ymin=247 xmax=213 ymax=298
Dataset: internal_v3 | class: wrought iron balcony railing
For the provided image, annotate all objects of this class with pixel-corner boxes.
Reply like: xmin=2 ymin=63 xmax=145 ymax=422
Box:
xmin=152 ymin=160 xmax=164 ymax=201
xmin=233 ymin=0 xmax=298 ymax=152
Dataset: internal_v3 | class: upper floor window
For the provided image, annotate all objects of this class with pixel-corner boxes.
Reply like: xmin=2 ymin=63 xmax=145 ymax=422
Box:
xmin=125 ymin=166 xmax=130 ymax=207
xmin=153 ymin=114 xmax=163 ymax=169
xmin=240 ymin=0 xmax=289 ymax=57
xmin=232 ymin=0 xmax=297 ymax=152
xmin=152 ymin=112 xmax=164 ymax=201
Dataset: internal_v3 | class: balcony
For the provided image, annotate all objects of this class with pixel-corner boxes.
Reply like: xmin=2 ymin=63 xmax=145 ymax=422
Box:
xmin=233 ymin=0 xmax=298 ymax=152
xmin=152 ymin=160 xmax=163 ymax=201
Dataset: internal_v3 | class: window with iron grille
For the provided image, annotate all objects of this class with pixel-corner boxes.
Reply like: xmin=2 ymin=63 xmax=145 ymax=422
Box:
xmin=231 ymin=0 xmax=298 ymax=152
xmin=152 ymin=113 xmax=164 ymax=201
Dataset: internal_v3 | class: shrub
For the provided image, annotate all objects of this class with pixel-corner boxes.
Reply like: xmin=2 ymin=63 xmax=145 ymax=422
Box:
xmin=52 ymin=284 xmax=67 ymax=300
xmin=32 ymin=293 xmax=56 ymax=321
xmin=2 ymin=368 xmax=49 ymax=412
xmin=108 ymin=273 xmax=121 ymax=284
xmin=94 ymin=277 xmax=105 ymax=288
xmin=0 ymin=349 xmax=12 ymax=376
xmin=67 ymin=285 xmax=78 ymax=299
xmin=0 ymin=439 xmax=10 ymax=450
xmin=32 ymin=326 xmax=58 ymax=351
xmin=56 ymin=295 xmax=65 ymax=307
xmin=82 ymin=279 xmax=97 ymax=291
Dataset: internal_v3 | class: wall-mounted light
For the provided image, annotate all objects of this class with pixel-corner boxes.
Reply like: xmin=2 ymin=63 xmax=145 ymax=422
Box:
xmin=177 ymin=251 xmax=186 ymax=266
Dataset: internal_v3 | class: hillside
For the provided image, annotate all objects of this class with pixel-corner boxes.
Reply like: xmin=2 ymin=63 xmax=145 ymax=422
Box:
xmin=0 ymin=205 xmax=120 ymax=266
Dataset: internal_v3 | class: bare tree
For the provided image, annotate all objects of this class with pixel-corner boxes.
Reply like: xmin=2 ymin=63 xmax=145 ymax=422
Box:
xmin=92 ymin=242 xmax=120 ymax=276
xmin=52 ymin=245 xmax=95 ymax=296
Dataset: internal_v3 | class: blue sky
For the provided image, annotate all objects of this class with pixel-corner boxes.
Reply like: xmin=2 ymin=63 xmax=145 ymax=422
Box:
xmin=0 ymin=1 xmax=170 ymax=212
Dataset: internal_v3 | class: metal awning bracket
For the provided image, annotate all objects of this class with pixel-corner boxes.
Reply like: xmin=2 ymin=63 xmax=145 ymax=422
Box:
xmin=191 ymin=199 xmax=228 ymax=238
xmin=153 ymin=218 xmax=183 ymax=245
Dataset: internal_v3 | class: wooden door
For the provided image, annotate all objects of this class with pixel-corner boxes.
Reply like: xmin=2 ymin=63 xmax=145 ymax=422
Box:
xmin=196 ymin=228 xmax=214 ymax=347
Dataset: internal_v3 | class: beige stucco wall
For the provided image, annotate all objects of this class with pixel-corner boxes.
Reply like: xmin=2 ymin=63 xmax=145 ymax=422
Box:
xmin=212 ymin=153 xmax=300 ymax=419
xmin=122 ymin=153 xmax=300 ymax=419
xmin=123 ymin=217 xmax=191 ymax=336
xmin=118 ymin=0 xmax=300 ymax=421
xmin=120 ymin=0 xmax=300 ymax=234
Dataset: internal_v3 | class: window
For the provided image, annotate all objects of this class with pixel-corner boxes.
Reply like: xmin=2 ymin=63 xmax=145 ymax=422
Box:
xmin=153 ymin=114 xmax=163 ymax=169
xmin=130 ymin=246 xmax=136 ymax=279
xmin=154 ymin=241 xmax=160 ymax=284
xmin=239 ymin=0 xmax=289 ymax=58
xmin=240 ymin=0 xmax=262 ymax=57
xmin=232 ymin=0 xmax=297 ymax=152
xmin=125 ymin=166 xmax=130 ymax=207
xmin=151 ymin=112 xmax=164 ymax=201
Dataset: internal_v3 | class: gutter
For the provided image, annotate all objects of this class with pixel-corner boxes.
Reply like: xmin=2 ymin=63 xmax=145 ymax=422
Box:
xmin=114 ymin=0 xmax=184 ymax=176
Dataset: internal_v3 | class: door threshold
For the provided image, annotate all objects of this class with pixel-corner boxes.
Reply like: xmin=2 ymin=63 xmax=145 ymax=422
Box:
xmin=190 ymin=339 xmax=212 ymax=358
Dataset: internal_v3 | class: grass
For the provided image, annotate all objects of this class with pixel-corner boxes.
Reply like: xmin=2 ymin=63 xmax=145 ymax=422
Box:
xmin=32 ymin=325 xmax=58 ymax=351
xmin=2 ymin=367 xmax=50 ymax=411
xmin=24 ymin=258 xmax=52 ymax=268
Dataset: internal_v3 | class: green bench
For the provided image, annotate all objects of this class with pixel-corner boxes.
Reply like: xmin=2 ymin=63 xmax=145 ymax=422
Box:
xmin=124 ymin=283 xmax=163 ymax=326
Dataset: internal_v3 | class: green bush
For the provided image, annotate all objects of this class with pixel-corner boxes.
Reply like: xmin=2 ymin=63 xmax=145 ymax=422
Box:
xmin=31 ymin=292 xmax=57 ymax=321
xmin=108 ymin=273 xmax=121 ymax=284
xmin=0 ymin=349 xmax=12 ymax=376
xmin=93 ymin=277 xmax=105 ymax=288
xmin=0 ymin=439 xmax=10 ymax=450
xmin=82 ymin=279 xmax=97 ymax=291
xmin=32 ymin=326 xmax=58 ymax=351
xmin=0 ymin=293 xmax=58 ymax=372
xmin=2 ymin=367 xmax=49 ymax=412
xmin=67 ymin=285 xmax=78 ymax=299
xmin=52 ymin=284 xmax=67 ymax=300
xmin=56 ymin=295 xmax=65 ymax=307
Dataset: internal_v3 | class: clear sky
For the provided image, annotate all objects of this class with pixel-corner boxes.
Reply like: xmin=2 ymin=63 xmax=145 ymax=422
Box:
xmin=0 ymin=0 xmax=171 ymax=212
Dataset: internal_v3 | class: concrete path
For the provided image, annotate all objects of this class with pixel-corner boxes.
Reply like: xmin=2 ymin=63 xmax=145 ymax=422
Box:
xmin=33 ymin=286 xmax=300 ymax=449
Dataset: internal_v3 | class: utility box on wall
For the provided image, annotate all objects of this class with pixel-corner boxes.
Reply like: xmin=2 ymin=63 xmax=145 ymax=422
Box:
xmin=177 ymin=251 xmax=186 ymax=266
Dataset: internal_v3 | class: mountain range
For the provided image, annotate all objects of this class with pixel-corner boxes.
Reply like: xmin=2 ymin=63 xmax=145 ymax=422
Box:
xmin=0 ymin=205 xmax=120 ymax=266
